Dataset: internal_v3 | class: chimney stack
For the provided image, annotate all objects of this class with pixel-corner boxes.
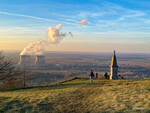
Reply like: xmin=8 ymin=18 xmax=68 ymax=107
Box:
xmin=35 ymin=55 xmax=45 ymax=66
xmin=19 ymin=55 xmax=30 ymax=66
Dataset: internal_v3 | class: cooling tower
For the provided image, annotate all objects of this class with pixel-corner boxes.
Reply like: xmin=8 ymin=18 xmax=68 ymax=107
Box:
xmin=35 ymin=55 xmax=45 ymax=66
xmin=19 ymin=55 xmax=30 ymax=66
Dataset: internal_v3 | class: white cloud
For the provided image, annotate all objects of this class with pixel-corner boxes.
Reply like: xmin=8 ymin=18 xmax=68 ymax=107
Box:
xmin=78 ymin=19 xmax=89 ymax=25
xmin=0 ymin=11 xmax=76 ymax=26
xmin=77 ymin=11 xmax=104 ymax=18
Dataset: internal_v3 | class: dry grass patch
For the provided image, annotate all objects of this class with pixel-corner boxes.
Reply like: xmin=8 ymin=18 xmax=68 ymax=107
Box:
xmin=0 ymin=78 xmax=149 ymax=113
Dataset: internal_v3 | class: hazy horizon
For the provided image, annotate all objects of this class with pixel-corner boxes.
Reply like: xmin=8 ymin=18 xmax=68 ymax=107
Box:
xmin=2 ymin=50 xmax=150 ymax=55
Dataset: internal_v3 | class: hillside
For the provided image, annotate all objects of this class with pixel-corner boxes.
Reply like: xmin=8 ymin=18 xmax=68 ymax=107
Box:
xmin=0 ymin=78 xmax=150 ymax=113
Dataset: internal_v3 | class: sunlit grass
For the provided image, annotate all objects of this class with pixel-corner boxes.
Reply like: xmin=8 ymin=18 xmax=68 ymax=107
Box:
xmin=0 ymin=78 xmax=149 ymax=113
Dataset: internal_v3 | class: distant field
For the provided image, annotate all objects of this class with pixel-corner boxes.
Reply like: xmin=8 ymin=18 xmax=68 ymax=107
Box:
xmin=4 ymin=51 xmax=150 ymax=66
xmin=119 ymin=60 xmax=150 ymax=67
xmin=0 ymin=78 xmax=149 ymax=113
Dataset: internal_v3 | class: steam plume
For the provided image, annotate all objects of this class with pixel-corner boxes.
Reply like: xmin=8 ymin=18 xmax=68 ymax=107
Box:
xmin=47 ymin=24 xmax=66 ymax=43
xmin=20 ymin=24 xmax=72 ymax=55
xmin=20 ymin=41 xmax=45 ymax=55
xmin=78 ymin=19 xmax=89 ymax=25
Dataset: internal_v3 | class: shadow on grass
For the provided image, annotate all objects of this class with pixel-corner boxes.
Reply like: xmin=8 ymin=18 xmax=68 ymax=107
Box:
xmin=0 ymin=97 xmax=55 ymax=113
xmin=0 ymin=77 xmax=135 ymax=92
xmin=0 ymin=97 xmax=10 ymax=103
xmin=0 ymin=77 xmax=87 ymax=92
xmin=0 ymin=97 xmax=33 ymax=113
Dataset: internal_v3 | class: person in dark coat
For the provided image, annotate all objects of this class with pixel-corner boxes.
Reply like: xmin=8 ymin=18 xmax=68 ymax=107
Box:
xmin=104 ymin=72 xmax=108 ymax=79
xmin=96 ymin=73 xmax=98 ymax=78
xmin=89 ymin=70 xmax=95 ymax=83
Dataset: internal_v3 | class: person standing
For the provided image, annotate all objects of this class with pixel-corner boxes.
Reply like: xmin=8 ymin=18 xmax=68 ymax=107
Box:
xmin=118 ymin=74 xmax=121 ymax=79
xmin=104 ymin=72 xmax=108 ymax=79
xmin=96 ymin=73 xmax=98 ymax=78
xmin=89 ymin=70 xmax=95 ymax=83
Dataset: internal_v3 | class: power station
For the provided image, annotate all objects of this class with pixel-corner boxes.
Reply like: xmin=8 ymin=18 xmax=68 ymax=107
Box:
xmin=19 ymin=55 xmax=45 ymax=66
xmin=35 ymin=55 xmax=45 ymax=66
xmin=19 ymin=55 xmax=30 ymax=66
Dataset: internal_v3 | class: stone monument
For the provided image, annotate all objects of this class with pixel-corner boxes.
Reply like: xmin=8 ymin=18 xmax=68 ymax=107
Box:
xmin=110 ymin=51 xmax=118 ymax=80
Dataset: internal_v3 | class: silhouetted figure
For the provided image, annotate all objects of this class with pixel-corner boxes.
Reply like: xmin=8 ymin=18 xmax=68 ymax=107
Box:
xmin=118 ymin=74 xmax=123 ymax=79
xmin=121 ymin=75 xmax=123 ymax=79
xmin=104 ymin=72 xmax=108 ymax=79
xmin=96 ymin=73 xmax=98 ymax=78
xmin=89 ymin=70 xmax=95 ymax=83
xmin=118 ymin=74 xmax=121 ymax=78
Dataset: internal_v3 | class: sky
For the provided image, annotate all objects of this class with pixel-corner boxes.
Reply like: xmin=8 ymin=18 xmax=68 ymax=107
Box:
xmin=0 ymin=0 xmax=150 ymax=53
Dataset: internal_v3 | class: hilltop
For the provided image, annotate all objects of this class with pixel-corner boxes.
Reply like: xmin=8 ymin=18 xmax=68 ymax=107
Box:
xmin=0 ymin=78 xmax=150 ymax=113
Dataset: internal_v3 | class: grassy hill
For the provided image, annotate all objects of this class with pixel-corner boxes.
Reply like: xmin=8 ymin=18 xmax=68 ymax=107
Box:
xmin=0 ymin=78 xmax=150 ymax=113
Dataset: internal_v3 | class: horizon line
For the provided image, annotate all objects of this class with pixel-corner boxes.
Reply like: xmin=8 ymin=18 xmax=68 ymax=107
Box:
xmin=1 ymin=50 xmax=150 ymax=54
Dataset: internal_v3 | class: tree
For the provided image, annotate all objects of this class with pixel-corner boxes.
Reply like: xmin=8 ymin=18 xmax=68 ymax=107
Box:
xmin=17 ymin=68 xmax=31 ymax=87
xmin=0 ymin=52 xmax=15 ymax=81
xmin=0 ymin=52 xmax=33 ymax=89
xmin=2 ymin=68 xmax=32 ymax=89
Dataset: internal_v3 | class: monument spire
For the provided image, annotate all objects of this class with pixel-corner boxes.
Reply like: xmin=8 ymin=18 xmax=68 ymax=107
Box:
xmin=111 ymin=50 xmax=117 ymax=67
xmin=110 ymin=50 xmax=118 ymax=80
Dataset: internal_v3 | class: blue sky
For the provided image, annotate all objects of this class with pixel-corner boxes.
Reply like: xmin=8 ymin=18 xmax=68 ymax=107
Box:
xmin=0 ymin=0 xmax=150 ymax=53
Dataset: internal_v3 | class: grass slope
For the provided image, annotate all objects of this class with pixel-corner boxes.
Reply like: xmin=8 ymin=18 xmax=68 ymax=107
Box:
xmin=0 ymin=78 xmax=150 ymax=113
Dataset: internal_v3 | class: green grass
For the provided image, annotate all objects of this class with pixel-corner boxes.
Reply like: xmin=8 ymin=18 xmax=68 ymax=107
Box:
xmin=0 ymin=78 xmax=150 ymax=113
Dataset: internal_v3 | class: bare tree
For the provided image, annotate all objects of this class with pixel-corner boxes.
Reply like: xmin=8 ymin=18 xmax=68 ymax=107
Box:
xmin=0 ymin=52 xmax=33 ymax=88
xmin=0 ymin=52 xmax=15 ymax=81
xmin=17 ymin=68 xmax=31 ymax=87
xmin=2 ymin=68 xmax=32 ymax=88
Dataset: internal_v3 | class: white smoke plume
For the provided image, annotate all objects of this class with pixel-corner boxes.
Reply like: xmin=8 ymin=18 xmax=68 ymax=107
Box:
xmin=20 ymin=24 xmax=72 ymax=55
xmin=47 ymin=24 xmax=66 ymax=44
xmin=20 ymin=41 xmax=45 ymax=55
xmin=68 ymin=32 xmax=73 ymax=37
xmin=78 ymin=19 xmax=89 ymax=25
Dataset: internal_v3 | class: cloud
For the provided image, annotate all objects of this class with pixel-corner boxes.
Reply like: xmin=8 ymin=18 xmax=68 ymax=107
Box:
xmin=78 ymin=19 xmax=89 ymax=25
xmin=104 ymin=2 xmax=146 ymax=19
xmin=0 ymin=11 xmax=76 ymax=25
xmin=20 ymin=24 xmax=73 ymax=55
xmin=47 ymin=24 xmax=67 ymax=44
xmin=77 ymin=11 xmax=104 ymax=18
